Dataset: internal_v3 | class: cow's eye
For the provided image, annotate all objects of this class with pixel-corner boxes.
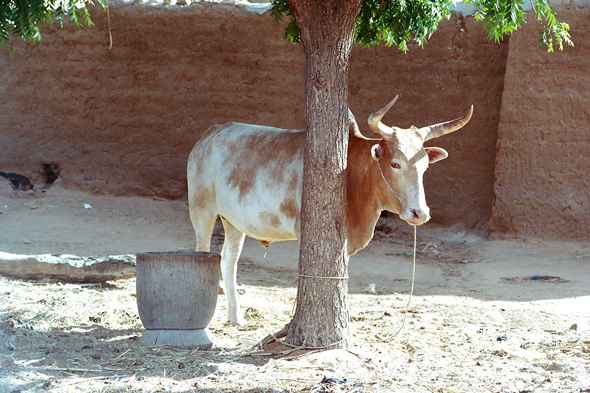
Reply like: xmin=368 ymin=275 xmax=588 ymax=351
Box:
xmin=391 ymin=162 xmax=401 ymax=169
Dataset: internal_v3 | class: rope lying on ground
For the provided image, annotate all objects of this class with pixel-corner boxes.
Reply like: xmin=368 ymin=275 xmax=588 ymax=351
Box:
xmin=388 ymin=224 xmax=417 ymax=340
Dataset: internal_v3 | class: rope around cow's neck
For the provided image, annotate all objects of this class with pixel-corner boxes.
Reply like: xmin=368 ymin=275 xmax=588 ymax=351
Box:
xmin=376 ymin=159 xmax=417 ymax=340
xmin=376 ymin=160 xmax=404 ymax=206
xmin=291 ymin=160 xmax=417 ymax=346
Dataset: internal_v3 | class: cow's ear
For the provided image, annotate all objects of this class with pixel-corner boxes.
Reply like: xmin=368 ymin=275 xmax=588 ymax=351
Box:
xmin=425 ymin=147 xmax=448 ymax=163
xmin=371 ymin=144 xmax=384 ymax=161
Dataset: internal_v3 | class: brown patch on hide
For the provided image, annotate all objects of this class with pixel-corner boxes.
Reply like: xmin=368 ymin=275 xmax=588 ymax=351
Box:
xmin=225 ymin=128 xmax=305 ymax=202
xmin=280 ymin=199 xmax=299 ymax=220
xmin=189 ymin=185 xmax=214 ymax=211
xmin=286 ymin=172 xmax=299 ymax=192
xmin=228 ymin=169 xmax=255 ymax=201
xmin=260 ymin=211 xmax=282 ymax=228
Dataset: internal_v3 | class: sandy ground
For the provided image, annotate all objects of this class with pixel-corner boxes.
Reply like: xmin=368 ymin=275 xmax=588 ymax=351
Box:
xmin=0 ymin=187 xmax=589 ymax=393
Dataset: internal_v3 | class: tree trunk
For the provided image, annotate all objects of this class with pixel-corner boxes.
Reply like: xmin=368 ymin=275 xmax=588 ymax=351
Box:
xmin=284 ymin=0 xmax=362 ymax=349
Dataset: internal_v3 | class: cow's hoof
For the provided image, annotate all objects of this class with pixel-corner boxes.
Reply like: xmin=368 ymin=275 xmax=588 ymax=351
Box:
xmin=230 ymin=316 xmax=246 ymax=326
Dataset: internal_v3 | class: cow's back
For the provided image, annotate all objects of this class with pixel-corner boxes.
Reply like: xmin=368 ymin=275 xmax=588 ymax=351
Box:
xmin=188 ymin=122 xmax=305 ymax=243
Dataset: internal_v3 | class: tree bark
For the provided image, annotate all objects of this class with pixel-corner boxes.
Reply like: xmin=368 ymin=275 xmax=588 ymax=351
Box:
xmin=284 ymin=0 xmax=362 ymax=349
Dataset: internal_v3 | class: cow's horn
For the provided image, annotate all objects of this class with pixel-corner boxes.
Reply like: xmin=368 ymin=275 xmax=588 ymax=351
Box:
xmin=421 ymin=105 xmax=474 ymax=141
xmin=368 ymin=95 xmax=399 ymax=138
xmin=348 ymin=108 xmax=363 ymax=137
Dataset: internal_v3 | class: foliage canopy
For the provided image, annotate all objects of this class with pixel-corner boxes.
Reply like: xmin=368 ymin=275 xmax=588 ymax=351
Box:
xmin=0 ymin=0 xmax=573 ymax=51
xmin=272 ymin=0 xmax=573 ymax=52
xmin=0 ymin=0 xmax=100 ymax=48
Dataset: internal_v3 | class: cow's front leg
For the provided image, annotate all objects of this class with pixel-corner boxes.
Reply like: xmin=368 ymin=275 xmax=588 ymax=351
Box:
xmin=220 ymin=218 xmax=247 ymax=326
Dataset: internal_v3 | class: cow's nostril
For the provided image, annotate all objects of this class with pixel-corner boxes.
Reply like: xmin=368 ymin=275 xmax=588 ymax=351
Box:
xmin=410 ymin=208 xmax=420 ymax=220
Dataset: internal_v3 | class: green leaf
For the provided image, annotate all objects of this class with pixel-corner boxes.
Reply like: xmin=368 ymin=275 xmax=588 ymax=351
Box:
xmin=271 ymin=0 xmax=572 ymax=52
xmin=0 ymin=0 xmax=105 ymax=48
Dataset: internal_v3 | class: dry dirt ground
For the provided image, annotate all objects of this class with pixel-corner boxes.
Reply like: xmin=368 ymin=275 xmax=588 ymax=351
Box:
xmin=0 ymin=187 xmax=589 ymax=393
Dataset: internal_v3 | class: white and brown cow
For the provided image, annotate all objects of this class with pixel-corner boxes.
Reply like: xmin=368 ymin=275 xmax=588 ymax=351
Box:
xmin=188 ymin=97 xmax=472 ymax=325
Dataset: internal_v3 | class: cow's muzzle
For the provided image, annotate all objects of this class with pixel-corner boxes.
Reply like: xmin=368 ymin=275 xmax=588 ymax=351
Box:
xmin=400 ymin=207 xmax=430 ymax=226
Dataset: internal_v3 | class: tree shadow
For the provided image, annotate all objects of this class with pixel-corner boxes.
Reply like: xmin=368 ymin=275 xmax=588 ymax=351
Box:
xmin=1 ymin=322 xmax=277 ymax=393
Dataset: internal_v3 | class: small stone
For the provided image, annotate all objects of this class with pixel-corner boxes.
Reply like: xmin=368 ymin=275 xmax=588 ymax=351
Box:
xmin=89 ymin=316 xmax=102 ymax=323
xmin=0 ymin=320 xmax=15 ymax=330
xmin=569 ymin=323 xmax=578 ymax=331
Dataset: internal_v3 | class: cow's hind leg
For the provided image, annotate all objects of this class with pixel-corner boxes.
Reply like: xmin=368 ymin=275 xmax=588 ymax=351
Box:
xmin=220 ymin=217 xmax=246 ymax=326
xmin=189 ymin=203 xmax=217 ymax=252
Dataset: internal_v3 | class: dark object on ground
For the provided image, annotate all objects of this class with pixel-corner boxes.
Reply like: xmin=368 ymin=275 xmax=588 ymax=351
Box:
xmin=321 ymin=378 xmax=349 ymax=384
xmin=41 ymin=163 xmax=60 ymax=191
xmin=0 ymin=171 xmax=36 ymax=197
xmin=319 ymin=377 xmax=366 ymax=393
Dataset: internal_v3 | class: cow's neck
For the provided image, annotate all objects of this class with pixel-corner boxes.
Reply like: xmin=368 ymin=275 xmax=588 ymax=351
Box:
xmin=346 ymin=134 xmax=391 ymax=255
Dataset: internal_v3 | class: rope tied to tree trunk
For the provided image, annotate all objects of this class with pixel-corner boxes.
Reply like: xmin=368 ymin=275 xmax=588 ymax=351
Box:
xmin=268 ymin=333 xmax=348 ymax=351
xmin=259 ymin=159 xmax=416 ymax=351
xmin=298 ymin=274 xmax=349 ymax=280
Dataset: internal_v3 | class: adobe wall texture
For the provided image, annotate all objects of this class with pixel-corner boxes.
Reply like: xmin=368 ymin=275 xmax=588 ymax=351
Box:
xmin=0 ymin=3 xmax=306 ymax=200
xmin=489 ymin=8 xmax=590 ymax=240
xmin=0 ymin=2 xmax=587 ymax=240
xmin=0 ymin=3 xmax=505 ymax=231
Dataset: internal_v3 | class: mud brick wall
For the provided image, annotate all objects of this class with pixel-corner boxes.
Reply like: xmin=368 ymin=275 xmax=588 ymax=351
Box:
xmin=6 ymin=1 xmax=587 ymax=240
xmin=0 ymin=3 xmax=305 ymax=200
xmin=489 ymin=7 xmax=590 ymax=240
